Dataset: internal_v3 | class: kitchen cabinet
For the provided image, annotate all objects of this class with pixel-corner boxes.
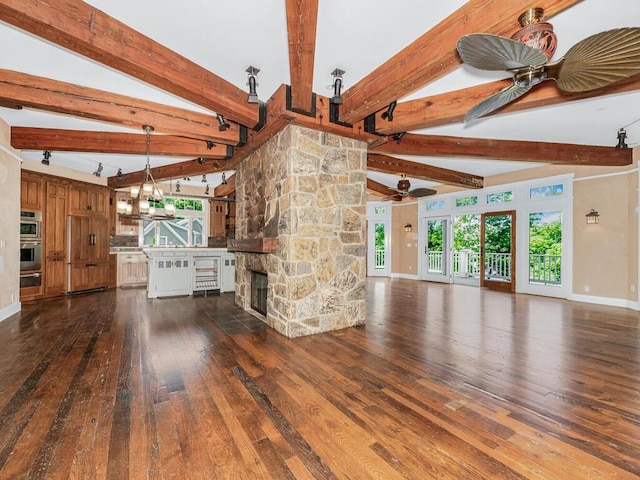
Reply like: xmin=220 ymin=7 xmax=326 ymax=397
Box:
xmin=69 ymin=215 xmax=110 ymax=292
xmin=147 ymin=253 xmax=191 ymax=298
xmin=21 ymin=171 xmax=44 ymax=211
xmin=117 ymin=252 xmax=148 ymax=287
xmin=69 ymin=184 xmax=109 ymax=216
xmin=220 ymin=252 xmax=236 ymax=293
xmin=43 ymin=181 xmax=68 ymax=296
xmin=209 ymin=200 xmax=227 ymax=238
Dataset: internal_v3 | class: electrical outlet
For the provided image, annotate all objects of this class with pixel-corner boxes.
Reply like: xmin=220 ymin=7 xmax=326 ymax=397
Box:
xmin=584 ymin=285 xmax=590 ymax=293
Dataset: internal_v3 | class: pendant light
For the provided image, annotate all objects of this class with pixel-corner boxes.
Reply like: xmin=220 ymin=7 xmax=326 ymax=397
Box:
xmin=117 ymin=125 xmax=176 ymax=220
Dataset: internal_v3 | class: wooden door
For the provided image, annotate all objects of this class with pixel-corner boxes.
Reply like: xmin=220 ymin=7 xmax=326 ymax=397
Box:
xmin=480 ymin=210 xmax=516 ymax=292
xmin=70 ymin=216 xmax=90 ymax=263
xmin=44 ymin=182 xmax=68 ymax=296
xmin=69 ymin=186 xmax=89 ymax=215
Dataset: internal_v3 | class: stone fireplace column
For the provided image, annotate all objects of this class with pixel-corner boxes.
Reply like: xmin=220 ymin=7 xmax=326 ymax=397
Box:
xmin=234 ymin=125 xmax=367 ymax=338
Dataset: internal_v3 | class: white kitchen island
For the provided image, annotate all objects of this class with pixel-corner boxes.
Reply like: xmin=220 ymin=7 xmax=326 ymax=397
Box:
xmin=144 ymin=248 xmax=235 ymax=299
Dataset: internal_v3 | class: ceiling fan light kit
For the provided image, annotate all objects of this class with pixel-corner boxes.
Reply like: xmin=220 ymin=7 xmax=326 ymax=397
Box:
xmin=511 ymin=8 xmax=557 ymax=59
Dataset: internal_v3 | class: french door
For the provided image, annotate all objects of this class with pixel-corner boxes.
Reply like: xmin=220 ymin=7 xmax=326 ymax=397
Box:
xmin=481 ymin=210 xmax=516 ymax=292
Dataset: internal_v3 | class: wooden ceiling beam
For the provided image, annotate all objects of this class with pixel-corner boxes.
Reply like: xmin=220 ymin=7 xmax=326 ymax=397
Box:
xmin=214 ymin=174 xmax=236 ymax=197
xmin=367 ymin=178 xmax=401 ymax=201
xmin=372 ymin=133 xmax=633 ymax=166
xmin=227 ymin=84 xmax=382 ymax=170
xmin=11 ymin=127 xmax=231 ymax=158
xmin=286 ymin=0 xmax=319 ymax=114
xmin=109 ymin=157 xmax=228 ymax=188
xmin=338 ymin=0 xmax=581 ymax=124
xmin=373 ymin=74 xmax=640 ymax=134
xmin=0 ymin=0 xmax=260 ymax=128
xmin=0 ymin=69 xmax=243 ymax=145
xmin=368 ymin=153 xmax=483 ymax=189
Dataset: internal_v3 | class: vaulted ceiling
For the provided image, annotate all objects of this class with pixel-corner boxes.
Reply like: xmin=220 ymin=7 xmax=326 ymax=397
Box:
xmin=1 ymin=0 xmax=638 ymax=198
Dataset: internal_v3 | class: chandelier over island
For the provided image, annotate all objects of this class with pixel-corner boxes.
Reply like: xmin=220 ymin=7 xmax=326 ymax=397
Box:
xmin=116 ymin=125 xmax=176 ymax=221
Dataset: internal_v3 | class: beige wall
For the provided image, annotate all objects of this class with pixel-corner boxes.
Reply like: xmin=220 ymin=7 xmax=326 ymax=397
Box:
xmin=0 ymin=118 xmax=21 ymax=319
xmin=390 ymin=201 xmax=419 ymax=276
xmin=573 ymin=173 xmax=633 ymax=299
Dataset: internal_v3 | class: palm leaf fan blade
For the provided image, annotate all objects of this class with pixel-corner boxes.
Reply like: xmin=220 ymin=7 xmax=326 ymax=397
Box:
xmin=409 ymin=188 xmax=437 ymax=198
xmin=555 ymin=28 xmax=640 ymax=92
xmin=457 ymin=33 xmax=548 ymax=70
xmin=465 ymin=84 xmax=531 ymax=122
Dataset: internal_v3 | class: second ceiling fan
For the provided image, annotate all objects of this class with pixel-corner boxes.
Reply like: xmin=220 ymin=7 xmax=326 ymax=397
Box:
xmin=456 ymin=8 xmax=640 ymax=122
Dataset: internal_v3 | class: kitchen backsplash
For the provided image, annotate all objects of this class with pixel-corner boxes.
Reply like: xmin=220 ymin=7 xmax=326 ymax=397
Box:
xmin=110 ymin=235 xmax=139 ymax=247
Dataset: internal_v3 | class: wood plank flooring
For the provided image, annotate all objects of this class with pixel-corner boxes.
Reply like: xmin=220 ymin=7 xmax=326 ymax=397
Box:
xmin=0 ymin=278 xmax=639 ymax=479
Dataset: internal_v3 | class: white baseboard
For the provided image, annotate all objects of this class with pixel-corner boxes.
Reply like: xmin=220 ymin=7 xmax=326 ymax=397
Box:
xmin=569 ymin=294 xmax=639 ymax=310
xmin=390 ymin=273 xmax=420 ymax=280
xmin=0 ymin=301 xmax=21 ymax=322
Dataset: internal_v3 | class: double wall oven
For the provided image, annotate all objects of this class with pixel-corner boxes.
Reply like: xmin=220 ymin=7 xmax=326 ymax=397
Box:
xmin=20 ymin=210 xmax=43 ymax=288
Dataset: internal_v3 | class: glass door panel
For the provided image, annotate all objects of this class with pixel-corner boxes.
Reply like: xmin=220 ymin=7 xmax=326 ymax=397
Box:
xmin=481 ymin=211 xmax=515 ymax=292
xmin=528 ymin=211 xmax=562 ymax=287
xmin=452 ymin=214 xmax=481 ymax=285
xmin=423 ymin=217 xmax=449 ymax=282
xmin=368 ymin=220 xmax=390 ymax=276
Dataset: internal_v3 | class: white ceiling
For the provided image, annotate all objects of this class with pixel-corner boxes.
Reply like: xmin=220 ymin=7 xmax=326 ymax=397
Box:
xmin=1 ymin=0 xmax=639 ymax=192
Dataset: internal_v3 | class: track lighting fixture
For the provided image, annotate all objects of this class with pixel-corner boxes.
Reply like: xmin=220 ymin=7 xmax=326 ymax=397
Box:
xmin=381 ymin=101 xmax=397 ymax=122
xmin=330 ymin=68 xmax=345 ymax=105
xmin=183 ymin=177 xmax=191 ymax=181
xmin=616 ymin=128 xmax=628 ymax=149
xmin=204 ymin=184 xmax=210 ymax=195
xmin=176 ymin=181 xmax=181 ymax=193
xmin=116 ymin=168 xmax=124 ymax=181
xmin=392 ymin=132 xmax=406 ymax=144
xmin=246 ymin=66 xmax=260 ymax=103
xmin=201 ymin=174 xmax=207 ymax=183
xmin=205 ymin=140 xmax=215 ymax=150
xmin=221 ymin=172 xmax=227 ymax=185
xmin=217 ymin=114 xmax=230 ymax=131
xmin=93 ymin=162 xmax=103 ymax=177
xmin=41 ymin=150 xmax=51 ymax=166
xmin=197 ymin=157 xmax=206 ymax=165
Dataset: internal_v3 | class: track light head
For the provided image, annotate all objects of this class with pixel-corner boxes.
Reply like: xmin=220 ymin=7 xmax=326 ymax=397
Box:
xmin=330 ymin=68 xmax=345 ymax=105
xmin=116 ymin=168 xmax=124 ymax=181
xmin=221 ymin=172 xmax=227 ymax=185
xmin=616 ymin=128 xmax=628 ymax=149
xmin=41 ymin=150 xmax=51 ymax=166
xmin=204 ymin=184 xmax=210 ymax=195
xmin=246 ymin=66 xmax=260 ymax=103
xmin=93 ymin=162 xmax=103 ymax=177
xmin=217 ymin=114 xmax=230 ymax=131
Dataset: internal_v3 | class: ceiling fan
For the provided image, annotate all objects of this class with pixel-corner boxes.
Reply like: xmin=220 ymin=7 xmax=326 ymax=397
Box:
xmin=456 ymin=8 xmax=640 ymax=122
xmin=382 ymin=175 xmax=437 ymax=201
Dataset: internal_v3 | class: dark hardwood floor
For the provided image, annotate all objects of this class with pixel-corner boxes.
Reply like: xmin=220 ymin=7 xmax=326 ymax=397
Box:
xmin=1 ymin=278 xmax=639 ymax=479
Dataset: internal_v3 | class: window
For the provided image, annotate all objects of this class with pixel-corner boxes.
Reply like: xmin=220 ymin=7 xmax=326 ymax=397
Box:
xmin=487 ymin=191 xmax=513 ymax=204
xmin=374 ymin=206 xmax=387 ymax=215
xmin=530 ymin=183 xmax=564 ymax=199
xmin=141 ymin=197 xmax=207 ymax=247
xmin=427 ymin=200 xmax=445 ymax=211
xmin=455 ymin=196 xmax=478 ymax=207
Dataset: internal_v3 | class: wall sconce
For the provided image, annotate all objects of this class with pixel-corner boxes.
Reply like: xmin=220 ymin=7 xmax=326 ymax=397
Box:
xmin=585 ymin=209 xmax=600 ymax=224
xmin=404 ymin=223 xmax=412 ymax=232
